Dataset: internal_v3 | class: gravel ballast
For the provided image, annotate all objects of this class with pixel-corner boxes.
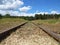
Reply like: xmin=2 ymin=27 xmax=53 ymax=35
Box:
xmin=0 ymin=23 xmax=59 ymax=45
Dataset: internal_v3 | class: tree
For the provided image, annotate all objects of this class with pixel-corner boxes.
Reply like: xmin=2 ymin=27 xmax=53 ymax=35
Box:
xmin=4 ymin=14 xmax=11 ymax=18
xmin=0 ymin=14 xmax=2 ymax=19
xmin=35 ymin=14 xmax=42 ymax=19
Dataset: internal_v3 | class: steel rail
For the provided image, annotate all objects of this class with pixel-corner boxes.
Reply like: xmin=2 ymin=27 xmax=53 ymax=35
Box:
xmin=0 ymin=22 xmax=27 ymax=42
xmin=32 ymin=22 xmax=60 ymax=43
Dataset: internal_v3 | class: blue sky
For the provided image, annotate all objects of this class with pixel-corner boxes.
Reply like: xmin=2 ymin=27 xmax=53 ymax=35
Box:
xmin=23 ymin=0 xmax=60 ymax=13
xmin=0 ymin=0 xmax=60 ymax=16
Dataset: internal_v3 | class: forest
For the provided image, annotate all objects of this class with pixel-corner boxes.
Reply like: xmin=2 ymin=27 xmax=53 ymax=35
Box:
xmin=0 ymin=13 xmax=60 ymax=20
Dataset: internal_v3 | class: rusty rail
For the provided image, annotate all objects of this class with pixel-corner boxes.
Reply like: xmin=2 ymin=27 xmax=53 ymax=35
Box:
xmin=0 ymin=22 xmax=27 ymax=42
xmin=32 ymin=23 xmax=60 ymax=42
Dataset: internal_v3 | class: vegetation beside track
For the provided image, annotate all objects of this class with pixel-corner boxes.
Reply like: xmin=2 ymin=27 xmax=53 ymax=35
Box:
xmin=32 ymin=19 xmax=60 ymax=34
xmin=0 ymin=18 xmax=27 ymax=30
xmin=32 ymin=19 xmax=60 ymax=24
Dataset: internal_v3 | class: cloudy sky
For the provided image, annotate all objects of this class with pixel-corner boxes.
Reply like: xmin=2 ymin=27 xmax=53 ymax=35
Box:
xmin=0 ymin=0 xmax=60 ymax=16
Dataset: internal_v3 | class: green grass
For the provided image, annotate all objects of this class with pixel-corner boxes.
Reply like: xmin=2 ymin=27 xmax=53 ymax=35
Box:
xmin=0 ymin=18 xmax=26 ymax=24
xmin=0 ymin=18 xmax=27 ymax=30
xmin=32 ymin=19 xmax=60 ymax=24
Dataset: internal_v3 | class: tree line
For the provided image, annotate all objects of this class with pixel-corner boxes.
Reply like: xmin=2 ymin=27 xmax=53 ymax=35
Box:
xmin=35 ymin=14 xmax=60 ymax=20
xmin=0 ymin=13 xmax=60 ymax=20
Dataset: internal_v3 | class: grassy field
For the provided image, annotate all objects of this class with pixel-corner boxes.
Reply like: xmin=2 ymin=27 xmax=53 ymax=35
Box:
xmin=0 ymin=18 xmax=26 ymax=24
xmin=0 ymin=18 xmax=27 ymax=30
xmin=32 ymin=19 xmax=60 ymax=25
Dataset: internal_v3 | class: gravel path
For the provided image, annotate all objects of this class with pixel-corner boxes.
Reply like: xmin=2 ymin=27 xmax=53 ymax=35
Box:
xmin=0 ymin=22 xmax=59 ymax=45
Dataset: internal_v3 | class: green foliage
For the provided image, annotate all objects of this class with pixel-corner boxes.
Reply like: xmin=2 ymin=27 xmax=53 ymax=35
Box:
xmin=35 ymin=14 xmax=60 ymax=20
xmin=20 ymin=16 xmax=34 ymax=21
xmin=4 ymin=14 xmax=11 ymax=18
xmin=0 ymin=14 xmax=2 ymax=19
xmin=0 ymin=13 xmax=60 ymax=20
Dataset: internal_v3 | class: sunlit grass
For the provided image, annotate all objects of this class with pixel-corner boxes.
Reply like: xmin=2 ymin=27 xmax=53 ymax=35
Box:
xmin=0 ymin=18 xmax=26 ymax=24
xmin=32 ymin=19 xmax=60 ymax=24
xmin=0 ymin=18 xmax=27 ymax=30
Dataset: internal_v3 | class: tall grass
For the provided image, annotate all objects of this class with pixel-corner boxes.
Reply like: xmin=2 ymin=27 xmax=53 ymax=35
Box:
xmin=0 ymin=18 xmax=26 ymax=24
xmin=32 ymin=19 xmax=60 ymax=24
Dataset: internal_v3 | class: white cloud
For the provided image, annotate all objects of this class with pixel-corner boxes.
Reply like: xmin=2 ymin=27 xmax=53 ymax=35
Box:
xmin=8 ymin=10 xmax=21 ymax=16
xmin=19 ymin=13 xmax=35 ymax=16
xmin=0 ymin=0 xmax=33 ymax=16
xmin=0 ymin=10 xmax=7 ymax=15
xmin=0 ymin=10 xmax=22 ymax=16
xmin=0 ymin=10 xmax=35 ymax=16
xmin=38 ymin=12 xmax=48 ymax=14
xmin=9 ymin=11 xmax=33 ymax=16
xmin=19 ymin=6 xmax=31 ymax=12
xmin=0 ymin=0 xmax=24 ymax=10
xmin=35 ymin=10 xmax=60 ymax=15
xmin=0 ymin=10 xmax=60 ymax=16
xmin=35 ymin=11 xmax=49 ymax=14
xmin=51 ymin=10 xmax=59 ymax=14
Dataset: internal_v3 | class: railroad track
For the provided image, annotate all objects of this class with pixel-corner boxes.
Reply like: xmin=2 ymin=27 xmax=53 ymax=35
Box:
xmin=0 ymin=22 xmax=27 ymax=42
xmin=0 ymin=22 xmax=60 ymax=45
xmin=38 ymin=24 xmax=60 ymax=42
xmin=32 ymin=22 xmax=60 ymax=42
